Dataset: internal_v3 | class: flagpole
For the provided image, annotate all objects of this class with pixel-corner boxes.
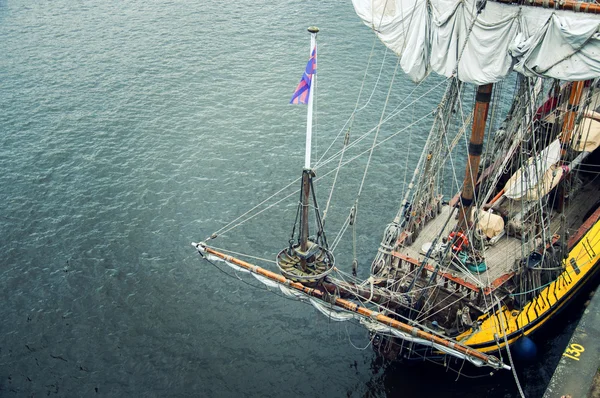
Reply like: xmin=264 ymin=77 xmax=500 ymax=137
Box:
xmin=282 ymin=26 xmax=331 ymax=276
xmin=304 ymin=26 xmax=319 ymax=170
xmin=299 ymin=26 xmax=319 ymax=266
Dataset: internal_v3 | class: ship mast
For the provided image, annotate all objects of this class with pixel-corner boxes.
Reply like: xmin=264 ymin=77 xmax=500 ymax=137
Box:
xmin=559 ymin=80 xmax=586 ymax=160
xmin=457 ymin=83 xmax=493 ymax=231
xmin=275 ymin=27 xmax=334 ymax=283
xmin=300 ymin=27 xmax=320 ymax=268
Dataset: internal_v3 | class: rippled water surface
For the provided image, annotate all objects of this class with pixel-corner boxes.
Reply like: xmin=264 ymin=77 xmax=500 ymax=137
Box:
xmin=0 ymin=1 xmax=590 ymax=396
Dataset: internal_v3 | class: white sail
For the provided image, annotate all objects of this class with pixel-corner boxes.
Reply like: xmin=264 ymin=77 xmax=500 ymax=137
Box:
xmin=352 ymin=0 xmax=600 ymax=84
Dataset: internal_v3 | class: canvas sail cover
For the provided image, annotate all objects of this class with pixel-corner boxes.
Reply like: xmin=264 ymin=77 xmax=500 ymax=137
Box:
xmin=503 ymin=139 xmax=563 ymax=200
xmin=352 ymin=0 xmax=600 ymax=84
xmin=572 ymin=117 xmax=600 ymax=152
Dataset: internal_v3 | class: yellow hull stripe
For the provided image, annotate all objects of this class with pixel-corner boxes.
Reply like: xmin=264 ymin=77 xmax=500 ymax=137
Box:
xmin=456 ymin=219 xmax=600 ymax=351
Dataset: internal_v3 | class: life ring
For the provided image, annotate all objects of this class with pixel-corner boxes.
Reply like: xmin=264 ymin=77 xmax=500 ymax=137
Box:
xmin=449 ymin=231 xmax=469 ymax=252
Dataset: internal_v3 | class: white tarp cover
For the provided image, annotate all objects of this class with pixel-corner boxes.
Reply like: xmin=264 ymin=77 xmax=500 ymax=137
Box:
xmin=572 ymin=117 xmax=600 ymax=152
xmin=352 ymin=0 xmax=600 ymax=84
xmin=503 ymin=139 xmax=562 ymax=200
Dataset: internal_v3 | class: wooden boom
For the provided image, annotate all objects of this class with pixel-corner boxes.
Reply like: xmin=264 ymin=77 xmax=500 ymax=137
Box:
xmin=193 ymin=242 xmax=511 ymax=370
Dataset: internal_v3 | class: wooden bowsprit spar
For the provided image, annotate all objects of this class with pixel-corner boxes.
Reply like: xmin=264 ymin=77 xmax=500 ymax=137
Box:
xmin=192 ymin=242 xmax=511 ymax=371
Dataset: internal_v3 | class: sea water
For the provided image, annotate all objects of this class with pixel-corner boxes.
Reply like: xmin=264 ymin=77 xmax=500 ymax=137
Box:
xmin=0 ymin=0 xmax=585 ymax=396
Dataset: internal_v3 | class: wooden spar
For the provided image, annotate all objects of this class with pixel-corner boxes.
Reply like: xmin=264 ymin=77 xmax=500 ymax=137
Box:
xmin=195 ymin=243 xmax=509 ymax=370
xmin=300 ymin=169 xmax=311 ymax=270
xmin=457 ymin=83 xmax=493 ymax=232
xmin=524 ymin=0 xmax=600 ymax=13
xmin=488 ymin=188 xmax=505 ymax=205
xmin=560 ymin=81 xmax=586 ymax=160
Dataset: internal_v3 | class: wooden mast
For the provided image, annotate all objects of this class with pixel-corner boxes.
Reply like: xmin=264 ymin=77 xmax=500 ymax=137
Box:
xmin=457 ymin=83 xmax=493 ymax=232
xmin=560 ymin=80 xmax=586 ymax=159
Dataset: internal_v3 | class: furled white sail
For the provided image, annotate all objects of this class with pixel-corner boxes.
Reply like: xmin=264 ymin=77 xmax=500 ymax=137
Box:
xmin=352 ymin=0 xmax=600 ymax=84
xmin=503 ymin=139 xmax=562 ymax=200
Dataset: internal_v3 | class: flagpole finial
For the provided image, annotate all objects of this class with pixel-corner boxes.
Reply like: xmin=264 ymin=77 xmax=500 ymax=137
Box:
xmin=308 ymin=26 xmax=319 ymax=34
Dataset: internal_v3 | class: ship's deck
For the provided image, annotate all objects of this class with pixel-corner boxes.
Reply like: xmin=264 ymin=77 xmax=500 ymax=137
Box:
xmin=395 ymin=88 xmax=600 ymax=293
xmin=394 ymin=91 xmax=600 ymax=292
xmin=397 ymin=173 xmax=600 ymax=292
xmin=398 ymin=205 xmax=521 ymax=289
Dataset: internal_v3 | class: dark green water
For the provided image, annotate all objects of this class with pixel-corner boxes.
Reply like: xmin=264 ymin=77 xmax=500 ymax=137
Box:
xmin=0 ymin=0 xmax=588 ymax=396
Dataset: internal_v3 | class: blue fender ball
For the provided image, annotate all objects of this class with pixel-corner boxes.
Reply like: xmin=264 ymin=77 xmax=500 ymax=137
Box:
xmin=513 ymin=336 xmax=538 ymax=360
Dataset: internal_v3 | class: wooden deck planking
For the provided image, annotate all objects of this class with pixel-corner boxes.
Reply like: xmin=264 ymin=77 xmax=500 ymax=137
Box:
xmin=399 ymin=205 xmax=523 ymax=289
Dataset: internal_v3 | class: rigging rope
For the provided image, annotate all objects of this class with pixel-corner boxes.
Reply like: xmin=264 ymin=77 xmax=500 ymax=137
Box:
xmin=497 ymin=298 xmax=526 ymax=398
xmin=322 ymin=39 xmax=384 ymax=223
xmin=206 ymin=245 xmax=277 ymax=265
xmin=208 ymin=78 xmax=449 ymax=241
xmin=316 ymin=43 xmax=387 ymax=168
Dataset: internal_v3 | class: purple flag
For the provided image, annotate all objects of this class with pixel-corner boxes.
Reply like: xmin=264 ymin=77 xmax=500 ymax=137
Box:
xmin=290 ymin=46 xmax=317 ymax=104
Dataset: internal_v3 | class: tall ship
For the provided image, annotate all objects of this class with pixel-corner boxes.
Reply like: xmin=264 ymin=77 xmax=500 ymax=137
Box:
xmin=193 ymin=0 xmax=600 ymax=374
